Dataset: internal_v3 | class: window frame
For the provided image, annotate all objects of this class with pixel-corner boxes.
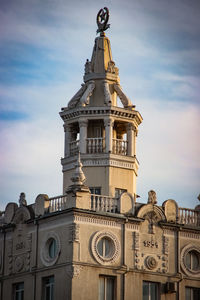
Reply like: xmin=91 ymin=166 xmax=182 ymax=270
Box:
xmin=186 ymin=286 xmax=200 ymax=300
xmin=13 ymin=282 xmax=24 ymax=300
xmin=143 ymin=281 xmax=160 ymax=300
xmin=42 ymin=276 xmax=54 ymax=300
xmin=99 ymin=275 xmax=115 ymax=300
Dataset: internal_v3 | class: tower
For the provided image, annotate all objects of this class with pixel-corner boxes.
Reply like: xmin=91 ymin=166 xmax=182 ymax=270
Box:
xmin=60 ymin=9 xmax=142 ymax=199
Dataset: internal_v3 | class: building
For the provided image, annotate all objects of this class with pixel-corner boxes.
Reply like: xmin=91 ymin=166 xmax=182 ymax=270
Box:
xmin=0 ymin=7 xmax=200 ymax=300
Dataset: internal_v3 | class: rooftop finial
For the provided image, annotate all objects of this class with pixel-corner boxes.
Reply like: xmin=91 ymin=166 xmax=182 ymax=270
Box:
xmin=96 ymin=7 xmax=110 ymax=35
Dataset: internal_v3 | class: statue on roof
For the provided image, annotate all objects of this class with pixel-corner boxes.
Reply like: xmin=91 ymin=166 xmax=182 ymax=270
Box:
xmin=96 ymin=7 xmax=110 ymax=34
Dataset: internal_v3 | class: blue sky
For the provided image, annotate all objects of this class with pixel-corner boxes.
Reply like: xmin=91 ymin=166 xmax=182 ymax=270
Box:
xmin=0 ymin=0 xmax=200 ymax=210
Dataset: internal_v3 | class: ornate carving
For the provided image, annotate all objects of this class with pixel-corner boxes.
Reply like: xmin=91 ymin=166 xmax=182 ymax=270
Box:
xmin=104 ymin=118 xmax=114 ymax=127
xmin=66 ymin=264 xmax=83 ymax=278
xmin=133 ymin=232 xmax=139 ymax=250
xmin=70 ymin=152 xmax=86 ymax=185
xmin=103 ymin=80 xmax=112 ymax=106
xmin=113 ymin=83 xmax=133 ymax=108
xmin=69 ymin=224 xmax=80 ymax=242
xmin=107 ymin=61 xmax=118 ymax=75
xmin=84 ymin=59 xmax=92 ymax=75
xmin=13 ymin=206 xmax=31 ymax=224
xmin=15 ymin=255 xmax=24 ymax=272
xmin=68 ymin=84 xmax=87 ymax=108
xmin=163 ymin=236 xmax=169 ymax=255
xmin=148 ymin=190 xmax=157 ymax=205
xmin=145 ymin=256 xmax=158 ymax=270
xmin=80 ymin=81 xmax=95 ymax=106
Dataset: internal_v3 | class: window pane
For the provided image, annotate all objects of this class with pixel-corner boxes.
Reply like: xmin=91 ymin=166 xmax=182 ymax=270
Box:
xmin=186 ymin=288 xmax=191 ymax=300
xmin=97 ymin=240 xmax=103 ymax=256
xmin=99 ymin=277 xmax=105 ymax=300
xmin=143 ymin=282 xmax=149 ymax=300
xmin=49 ymin=239 xmax=56 ymax=258
xmin=193 ymin=288 xmax=200 ymax=299
xmin=106 ymin=277 xmax=114 ymax=300
xmin=105 ymin=239 xmax=110 ymax=257
xmin=150 ymin=283 xmax=157 ymax=300
xmin=191 ymin=252 xmax=199 ymax=270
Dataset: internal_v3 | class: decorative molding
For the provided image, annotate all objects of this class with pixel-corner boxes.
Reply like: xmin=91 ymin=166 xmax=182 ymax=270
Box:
xmin=180 ymin=232 xmax=200 ymax=239
xmin=113 ymin=83 xmax=133 ymax=108
xmin=60 ymin=107 xmax=142 ymax=127
xmin=163 ymin=236 xmax=169 ymax=255
xmin=66 ymin=264 xmax=83 ymax=278
xmin=133 ymin=232 xmax=140 ymax=251
xmin=126 ymin=224 xmax=139 ymax=230
xmin=68 ymin=84 xmax=87 ymax=109
xmin=69 ymin=224 xmax=80 ymax=243
xmin=91 ymin=231 xmax=120 ymax=265
xmin=74 ymin=214 xmax=121 ymax=227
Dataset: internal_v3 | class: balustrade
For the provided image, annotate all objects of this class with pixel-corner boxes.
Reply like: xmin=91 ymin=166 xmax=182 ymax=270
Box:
xmin=178 ymin=207 xmax=200 ymax=226
xmin=87 ymin=138 xmax=105 ymax=154
xmin=69 ymin=140 xmax=79 ymax=156
xmin=112 ymin=139 xmax=127 ymax=155
xmin=91 ymin=194 xmax=118 ymax=213
xmin=48 ymin=195 xmax=68 ymax=213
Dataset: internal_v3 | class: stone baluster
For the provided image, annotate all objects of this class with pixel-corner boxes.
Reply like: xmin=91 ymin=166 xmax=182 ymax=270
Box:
xmin=104 ymin=118 xmax=114 ymax=153
xmin=79 ymin=119 xmax=88 ymax=154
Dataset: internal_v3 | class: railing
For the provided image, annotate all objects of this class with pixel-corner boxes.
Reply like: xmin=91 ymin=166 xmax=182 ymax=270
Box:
xmin=91 ymin=194 xmax=118 ymax=213
xmin=178 ymin=207 xmax=200 ymax=226
xmin=112 ymin=139 xmax=127 ymax=155
xmin=70 ymin=140 xmax=79 ymax=156
xmin=48 ymin=195 xmax=68 ymax=213
xmin=87 ymin=138 xmax=105 ymax=154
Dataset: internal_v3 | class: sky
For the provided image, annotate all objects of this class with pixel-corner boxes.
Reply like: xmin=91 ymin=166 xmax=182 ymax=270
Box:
xmin=0 ymin=0 xmax=200 ymax=211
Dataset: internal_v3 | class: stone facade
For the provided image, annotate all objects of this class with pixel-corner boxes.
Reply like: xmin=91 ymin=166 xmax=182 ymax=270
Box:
xmin=0 ymin=8 xmax=200 ymax=300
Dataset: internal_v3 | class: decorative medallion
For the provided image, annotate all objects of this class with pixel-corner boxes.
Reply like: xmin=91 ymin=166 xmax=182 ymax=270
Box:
xmin=91 ymin=231 xmax=120 ymax=265
xmin=145 ymin=256 xmax=158 ymax=270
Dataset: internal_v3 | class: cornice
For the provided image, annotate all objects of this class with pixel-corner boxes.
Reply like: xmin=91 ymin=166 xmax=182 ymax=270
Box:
xmin=61 ymin=153 xmax=139 ymax=172
xmin=60 ymin=106 xmax=142 ymax=126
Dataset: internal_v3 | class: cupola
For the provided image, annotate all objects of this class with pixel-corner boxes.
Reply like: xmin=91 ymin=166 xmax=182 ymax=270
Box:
xmin=60 ymin=7 xmax=142 ymax=200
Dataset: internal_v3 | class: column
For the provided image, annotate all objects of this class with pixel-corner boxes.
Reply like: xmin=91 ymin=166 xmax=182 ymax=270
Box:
xmin=104 ymin=118 xmax=114 ymax=153
xmin=79 ymin=119 xmax=88 ymax=154
xmin=64 ymin=124 xmax=72 ymax=157
xmin=127 ymin=123 xmax=135 ymax=156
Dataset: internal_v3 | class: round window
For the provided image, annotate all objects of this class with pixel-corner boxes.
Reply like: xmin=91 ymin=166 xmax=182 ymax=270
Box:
xmin=41 ymin=232 xmax=61 ymax=267
xmin=91 ymin=231 xmax=120 ymax=265
xmin=181 ymin=245 xmax=200 ymax=277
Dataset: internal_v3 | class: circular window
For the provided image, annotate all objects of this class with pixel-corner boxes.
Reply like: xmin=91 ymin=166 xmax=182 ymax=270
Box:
xmin=41 ymin=232 xmax=61 ymax=266
xmin=181 ymin=245 xmax=200 ymax=277
xmin=91 ymin=231 xmax=120 ymax=265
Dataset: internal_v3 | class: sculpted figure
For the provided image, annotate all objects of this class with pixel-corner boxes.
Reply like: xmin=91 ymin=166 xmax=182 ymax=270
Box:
xmin=19 ymin=192 xmax=27 ymax=206
xmin=148 ymin=190 xmax=157 ymax=205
